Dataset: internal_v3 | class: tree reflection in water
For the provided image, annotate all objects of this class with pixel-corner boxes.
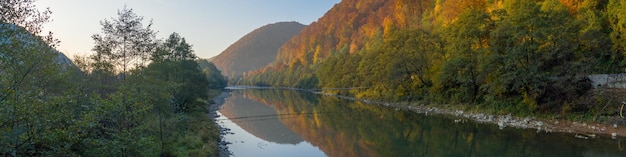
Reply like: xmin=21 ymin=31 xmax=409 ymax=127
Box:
xmin=220 ymin=89 xmax=625 ymax=157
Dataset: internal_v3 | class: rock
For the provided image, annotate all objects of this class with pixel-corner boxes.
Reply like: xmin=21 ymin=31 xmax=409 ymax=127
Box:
xmin=575 ymin=134 xmax=588 ymax=139
xmin=614 ymin=124 xmax=618 ymax=129
xmin=612 ymin=132 xmax=618 ymax=137
xmin=523 ymin=117 xmax=531 ymax=124
xmin=588 ymin=134 xmax=596 ymax=138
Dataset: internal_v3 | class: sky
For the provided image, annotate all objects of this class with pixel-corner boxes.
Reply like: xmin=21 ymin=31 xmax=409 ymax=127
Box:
xmin=34 ymin=0 xmax=340 ymax=59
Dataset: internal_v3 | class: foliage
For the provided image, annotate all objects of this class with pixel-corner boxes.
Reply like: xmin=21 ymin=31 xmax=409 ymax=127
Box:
xmin=91 ymin=5 xmax=157 ymax=79
xmin=198 ymin=59 xmax=228 ymax=89
xmin=1 ymin=3 xmax=226 ymax=156
xmin=244 ymin=0 xmax=626 ymax=116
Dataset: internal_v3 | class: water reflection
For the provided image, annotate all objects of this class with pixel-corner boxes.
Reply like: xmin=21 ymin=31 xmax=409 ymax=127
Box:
xmin=219 ymin=92 xmax=303 ymax=144
xmin=219 ymin=89 xmax=625 ymax=157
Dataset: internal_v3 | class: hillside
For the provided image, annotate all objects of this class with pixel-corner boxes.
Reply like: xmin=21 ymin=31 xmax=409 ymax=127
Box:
xmin=211 ymin=22 xmax=305 ymax=78
xmin=244 ymin=0 xmax=626 ymax=116
xmin=248 ymin=0 xmax=431 ymax=74
xmin=1 ymin=22 xmax=74 ymax=67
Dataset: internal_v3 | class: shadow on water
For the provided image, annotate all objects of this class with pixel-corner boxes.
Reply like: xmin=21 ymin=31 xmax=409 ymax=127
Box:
xmin=219 ymin=89 xmax=626 ymax=157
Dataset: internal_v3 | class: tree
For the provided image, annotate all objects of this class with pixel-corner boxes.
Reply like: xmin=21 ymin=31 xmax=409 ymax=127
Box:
xmin=438 ymin=7 xmax=492 ymax=102
xmin=198 ymin=59 xmax=228 ymax=89
xmin=146 ymin=32 xmax=208 ymax=113
xmin=152 ymin=32 xmax=196 ymax=62
xmin=0 ymin=1 xmax=88 ymax=155
xmin=576 ymin=1 xmax=618 ymax=73
xmin=91 ymin=5 xmax=157 ymax=80
xmin=83 ymin=7 xmax=160 ymax=156
xmin=0 ymin=0 xmax=56 ymax=45
xmin=485 ymin=0 xmax=584 ymax=111
xmin=607 ymin=0 xmax=626 ymax=58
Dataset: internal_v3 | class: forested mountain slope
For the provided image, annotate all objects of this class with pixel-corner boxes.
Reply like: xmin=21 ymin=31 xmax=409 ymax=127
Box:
xmin=244 ymin=0 xmax=626 ymax=115
xmin=1 ymin=22 xmax=74 ymax=67
xmin=211 ymin=22 xmax=305 ymax=78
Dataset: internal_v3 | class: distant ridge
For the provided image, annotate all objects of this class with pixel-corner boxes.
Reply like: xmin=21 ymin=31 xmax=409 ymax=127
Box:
xmin=211 ymin=21 xmax=305 ymax=78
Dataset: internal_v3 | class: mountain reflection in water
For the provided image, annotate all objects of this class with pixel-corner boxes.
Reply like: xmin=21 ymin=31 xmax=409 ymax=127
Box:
xmin=217 ymin=89 xmax=625 ymax=157
xmin=218 ymin=92 xmax=303 ymax=144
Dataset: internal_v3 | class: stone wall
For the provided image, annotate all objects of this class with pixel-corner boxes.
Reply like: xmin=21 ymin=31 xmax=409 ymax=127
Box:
xmin=588 ymin=74 xmax=626 ymax=89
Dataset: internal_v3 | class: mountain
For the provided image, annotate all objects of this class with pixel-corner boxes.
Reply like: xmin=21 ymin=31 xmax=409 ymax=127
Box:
xmin=219 ymin=92 xmax=303 ymax=144
xmin=54 ymin=51 xmax=73 ymax=66
xmin=1 ymin=22 xmax=74 ymax=67
xmin=211 ymin=21 xmax=305 ymax=78
xmin=243 ymin=0 xmax=626 ymax=113
xmin=247 ymin=0 xmax=432 ymax=76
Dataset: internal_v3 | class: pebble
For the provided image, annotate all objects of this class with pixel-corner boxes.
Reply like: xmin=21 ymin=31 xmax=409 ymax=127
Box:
xmin=523 ymin=117 xmax=531 ymax=124
xmin=575 ymin=134 xmax=588 ymax=139
xmin=611 ymin=133 xmax=618 ymax=139
xmin=498 ymin=121 xmax=506 ymax=130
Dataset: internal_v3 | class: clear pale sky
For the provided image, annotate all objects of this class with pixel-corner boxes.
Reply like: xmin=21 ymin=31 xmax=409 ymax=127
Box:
xmin=35 ymin=0 xmax=340 ymax=59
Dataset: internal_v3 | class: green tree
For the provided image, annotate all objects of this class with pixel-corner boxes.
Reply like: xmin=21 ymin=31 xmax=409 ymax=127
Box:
xmin=576 ymin=1 xmax=620 ymax=73
xmin=0 ymin=0 xmax=78 ymax=155
xmin=152 ymin=32 xmax=196 ymax=62
xmin=437 ymin=8 xmax=491 ymax=102
xmin=91 ymin=5 xmax=157 ymax=80
xmin=486 ymin=0 xmax=583 ymax=111
xmin=82 ymin=6 xmax=161 ymax=156
xmin=198 ymin=59 xmax=228 ymax=89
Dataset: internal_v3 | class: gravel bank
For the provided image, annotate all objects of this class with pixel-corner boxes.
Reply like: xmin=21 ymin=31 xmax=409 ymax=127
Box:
xmin=209 ymin=91 xmax=232 ymax=157
xmin=313 ymin=91 xmax=626 ymax=139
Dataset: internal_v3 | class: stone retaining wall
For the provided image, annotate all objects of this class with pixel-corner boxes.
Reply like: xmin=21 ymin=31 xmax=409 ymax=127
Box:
xmin=588 ymin=74 xmax=626 ymax=88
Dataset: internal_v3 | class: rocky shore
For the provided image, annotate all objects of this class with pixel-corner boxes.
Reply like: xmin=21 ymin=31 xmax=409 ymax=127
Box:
xmin=209 ymin=91 xmax=233 ymax=157
xmin=313 ymin=91 xmax=626 ymax=139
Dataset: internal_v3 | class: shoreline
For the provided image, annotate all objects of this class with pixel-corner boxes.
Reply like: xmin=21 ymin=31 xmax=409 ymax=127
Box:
xmin=311 ymin=91 xmax=625 ymax=139
xmin=209 ymin=91 xmax=233 ymax=157
xmin=224 ymin=86 xmax=625 ymax=138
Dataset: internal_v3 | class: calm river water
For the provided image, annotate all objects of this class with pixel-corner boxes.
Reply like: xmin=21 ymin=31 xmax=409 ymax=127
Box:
xmin=216 ymin=88 xmax=625 ymax=157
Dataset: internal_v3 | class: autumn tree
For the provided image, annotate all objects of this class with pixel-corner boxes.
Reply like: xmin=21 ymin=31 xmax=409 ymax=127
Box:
xmin=607 ymin=0 xmax=626 ymax=57
xmin=438 ymin=8 xmax=491 ymax=102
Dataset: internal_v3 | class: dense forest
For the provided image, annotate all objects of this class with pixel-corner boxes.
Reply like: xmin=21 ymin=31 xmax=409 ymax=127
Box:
xmin=243 ymin=0 xmax=626 ymax=117
xmin=1 ymin=1 xmax=226 ymax=156
xmin=211 ymin=22 xmax=305 ymax=79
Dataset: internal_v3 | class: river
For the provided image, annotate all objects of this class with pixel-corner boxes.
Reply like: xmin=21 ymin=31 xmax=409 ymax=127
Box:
xmin=215 ymin=88 xmax=625 ymax=157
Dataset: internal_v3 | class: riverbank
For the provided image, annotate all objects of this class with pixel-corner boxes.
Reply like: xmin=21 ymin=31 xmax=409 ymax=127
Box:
xmin=209 ymin=91 xmax=233 ymax=157
xmin=310 ymin=91 xmax=625 ymax=139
